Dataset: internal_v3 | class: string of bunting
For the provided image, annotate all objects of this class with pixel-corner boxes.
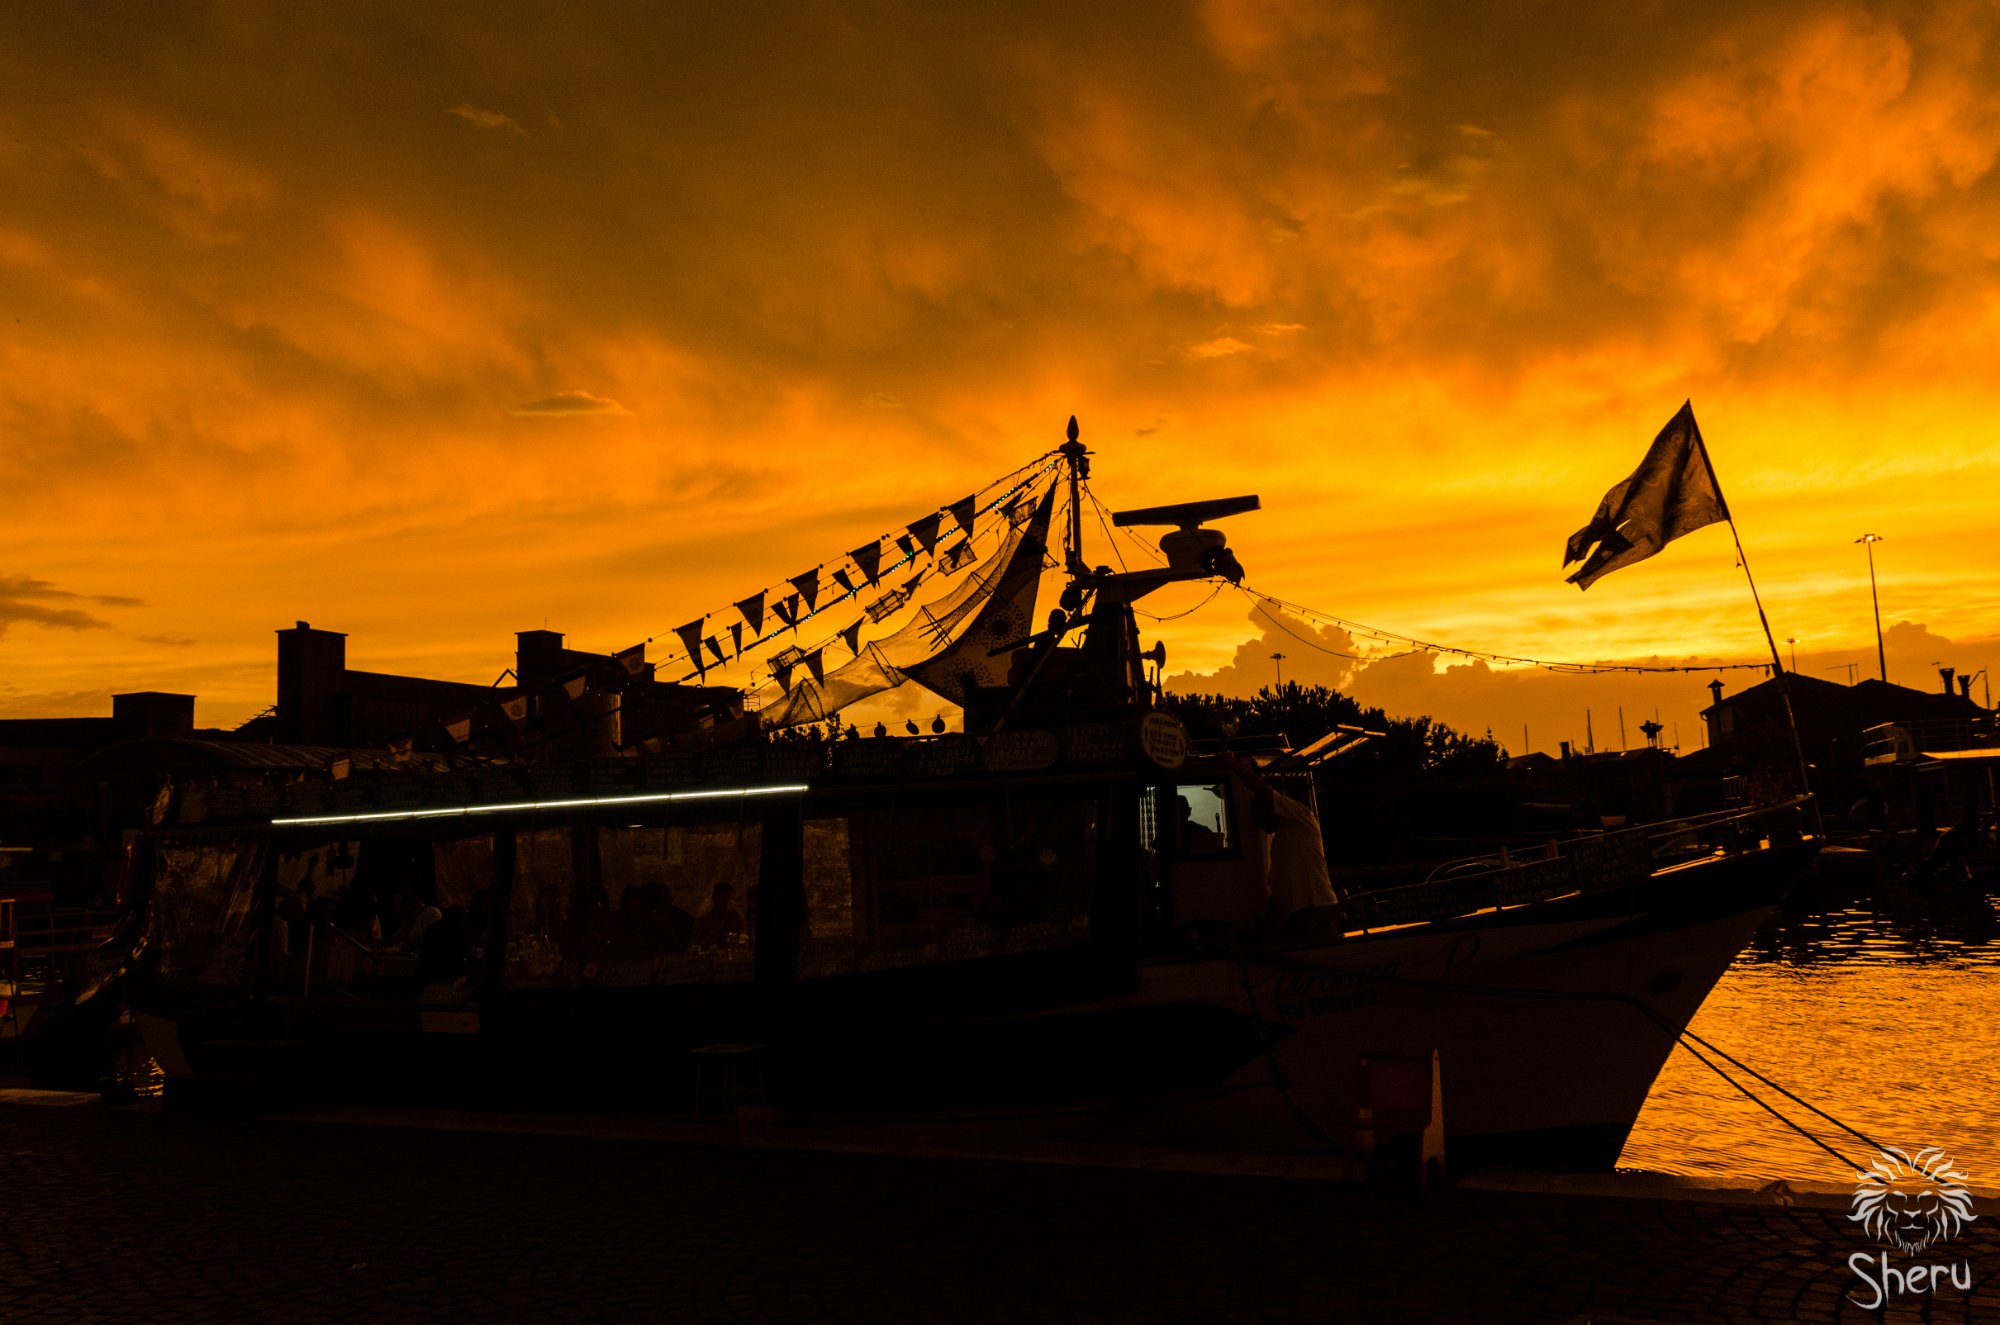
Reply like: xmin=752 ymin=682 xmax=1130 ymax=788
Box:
xmin=431 ymin=463 xmax=1044 ymax=756
xmin=1237 ymin=585 xmax=1776 ymax=676
xmin=664 ymin=453 xmax=1065 ymax=688
xmin=602 ymin=450 xmax=1061 ymax=683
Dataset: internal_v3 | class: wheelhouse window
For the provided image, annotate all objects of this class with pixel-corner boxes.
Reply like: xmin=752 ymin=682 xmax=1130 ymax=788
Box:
xmin=1141 ymin=782 xmax=1237 ymax=856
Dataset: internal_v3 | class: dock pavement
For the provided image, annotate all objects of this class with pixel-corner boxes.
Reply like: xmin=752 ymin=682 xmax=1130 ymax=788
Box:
xmin=1 ymin=1086 xmax=1994 ymax=1324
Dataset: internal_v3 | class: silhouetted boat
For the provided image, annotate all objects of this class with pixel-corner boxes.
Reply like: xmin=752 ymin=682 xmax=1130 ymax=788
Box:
xmin=124 ymin=427 xmax=1818 ymax=1172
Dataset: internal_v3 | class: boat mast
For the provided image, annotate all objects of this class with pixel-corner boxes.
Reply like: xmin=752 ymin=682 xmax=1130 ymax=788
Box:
xmin=1059 ymin=415 xmax=1090 ymax=577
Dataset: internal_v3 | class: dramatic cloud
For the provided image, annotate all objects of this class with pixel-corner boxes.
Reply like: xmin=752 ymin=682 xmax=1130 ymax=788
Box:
xmin=1169 ymin=606 xmax=2000 ymax=756
xmin=1 ymin=3 xmax=1998 ymax=724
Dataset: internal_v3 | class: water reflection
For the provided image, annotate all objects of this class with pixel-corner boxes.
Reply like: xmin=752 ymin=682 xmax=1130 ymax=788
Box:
xmin=1622 ymin=865 xmax=2000 ymax=1184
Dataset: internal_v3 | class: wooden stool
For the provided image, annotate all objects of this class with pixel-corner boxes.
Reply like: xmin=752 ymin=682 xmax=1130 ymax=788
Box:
xmin=691 ymin=1042 xmax=768 ymax=1136
xmin=1345 ymin=1050 xmax=1446 ymax=1187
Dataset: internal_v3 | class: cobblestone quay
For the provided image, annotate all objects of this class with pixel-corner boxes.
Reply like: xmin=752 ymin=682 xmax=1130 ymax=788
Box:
xmin=1 ymin=1098 xmax=1994 ymax=1324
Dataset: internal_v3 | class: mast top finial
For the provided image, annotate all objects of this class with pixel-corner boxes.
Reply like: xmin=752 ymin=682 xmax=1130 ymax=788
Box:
xmin=1066 ymin=415 xmax=1079 ymax=443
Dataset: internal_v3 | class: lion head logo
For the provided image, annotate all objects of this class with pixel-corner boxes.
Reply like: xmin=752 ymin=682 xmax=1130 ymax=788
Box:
xmin=1849 ymin=1147 xmax=1979 ymax=1254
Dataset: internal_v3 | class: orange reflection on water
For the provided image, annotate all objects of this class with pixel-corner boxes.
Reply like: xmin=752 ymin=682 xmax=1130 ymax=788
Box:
xmin=1621 ymin=887 xmax=2000 ymax=1184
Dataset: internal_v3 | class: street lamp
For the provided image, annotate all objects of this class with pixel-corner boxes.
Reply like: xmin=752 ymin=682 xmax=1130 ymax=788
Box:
xmin=1270 ymin=651 xmax=1286 ymax=690
xmin=1855 ymin=534 xmax=1887 ymax=683
xmin=1784 ymin=637 xmax=1798 ymax=673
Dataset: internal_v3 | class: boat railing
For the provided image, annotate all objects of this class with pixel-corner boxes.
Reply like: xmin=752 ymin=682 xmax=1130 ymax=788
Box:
xmin=1863 ymin=717 xmax=1998 ymax=765
xmin=1339 ymin=798 xmax=1813 ymax=932
xmin=1 ymin=894 xmax=122 ymax=1000
xmin=8 ymin=907 xmax=122 ymax=956
xmin=1413 ymin=797 xmax=1813 ymax=887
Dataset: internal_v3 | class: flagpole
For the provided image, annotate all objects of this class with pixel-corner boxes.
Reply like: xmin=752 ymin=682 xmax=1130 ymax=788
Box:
xmin=1691 ymin=419 xmax=1818 ymax=821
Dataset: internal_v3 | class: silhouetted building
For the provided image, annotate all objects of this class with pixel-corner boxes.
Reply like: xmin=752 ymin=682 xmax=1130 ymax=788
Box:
xmin=275 ymin=622 xmax=499 ymax=749
xmin=1508 ymin=746 xmax=1677 ymax=827
xmin=272 ymin=622 xmax=744 ymax=758
xmin=1700 ymin=671 xmax=1987 ymax=820
xmin=0 ymin=692 xmax=199 ymax=903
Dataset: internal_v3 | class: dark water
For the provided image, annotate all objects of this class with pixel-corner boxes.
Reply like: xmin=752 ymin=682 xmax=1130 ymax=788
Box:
xmin=1622 ymin=873 xmax=2000 ymax=1185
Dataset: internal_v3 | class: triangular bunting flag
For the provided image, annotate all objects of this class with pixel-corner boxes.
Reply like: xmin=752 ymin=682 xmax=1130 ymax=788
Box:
xmin=502 ymin=694 xmax=529 ymax=722
xmin=895 ymin=533 xmax=917 ymax=562
xmin=803 ymin=647 xmax=825 ymax=687
xmin=908 ymin=512 xmax=943 ymax=555
xmin=851 ymin=541 xmax=882 ymax=586
xmin=729 ymin=622 xmax=744 ymax=658
xmin=735 ymin=592 xmax=765 ymax=635
xmin=771 ymin=593 xmax=801 ymax=630
xmin=947 ymin=494 xmax=976 ymax=539
xmin=938 ymin=539 xmax=974 ymax=575
xmin=561 ymin=670 xmax=589 ymax=700
xmin=769 ymin=646 xmax=803 ymax=695
xmin=445 ymin=715 xmax=473 ymax=744
xmin=704 ymin=636 xmax=726 ymax=666
xmin=671 ymin=623 xmax=703 ymax=673
xmin=839 ymin=619 xmax=863 ymax=657
xmin=789 ymin=568 xmax=820 ymax=612
xmin=831 ymin=568 xmax=858 ymax=598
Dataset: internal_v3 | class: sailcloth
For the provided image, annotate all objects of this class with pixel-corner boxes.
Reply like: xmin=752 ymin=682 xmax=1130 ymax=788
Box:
xmin=902 ymin=487 xmax=1055 ymax=705
xmin=1563 ymin=400 xmax=1728 ymax=590
xmin=750 ymin=486 xmax=1055 ymax=729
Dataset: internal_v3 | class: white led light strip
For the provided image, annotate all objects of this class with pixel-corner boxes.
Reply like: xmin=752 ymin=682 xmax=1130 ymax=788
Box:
xmin=269 ymin=782 xmax=810 ymax=828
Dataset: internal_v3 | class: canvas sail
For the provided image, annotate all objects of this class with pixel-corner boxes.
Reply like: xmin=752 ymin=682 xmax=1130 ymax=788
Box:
xmin=751 ymin=486 xmax=1055 ymax=729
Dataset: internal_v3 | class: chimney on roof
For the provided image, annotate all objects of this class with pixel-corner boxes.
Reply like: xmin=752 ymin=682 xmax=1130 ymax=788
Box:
xmin=1960 ymin=674 xmax=1975 ymax=701
xmin=1939 ymin=666 xmax=1956 ymax=696
xmin=112 ymin=692 xmax=195 ymax=738
xmin=276 ymin=622 xmax=348 ymax=745
xmin=1707 ymin=679 xmax=1724 ymax=707
xmin=516 ymin=629 xmax=566 ymax=688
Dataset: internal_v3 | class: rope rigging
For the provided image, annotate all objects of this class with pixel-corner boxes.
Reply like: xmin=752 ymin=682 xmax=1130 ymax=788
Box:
xmin=1244 ymin=942 xmax=1885 ymax=1171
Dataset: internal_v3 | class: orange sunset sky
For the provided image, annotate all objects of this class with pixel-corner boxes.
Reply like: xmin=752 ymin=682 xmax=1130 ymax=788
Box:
xmin=4 ymin=1 xmax=1999 ymax=754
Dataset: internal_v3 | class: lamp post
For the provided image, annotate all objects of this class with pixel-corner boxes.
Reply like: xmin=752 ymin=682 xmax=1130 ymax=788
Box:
xmin=1270 ymin=652 xmax=1286 ymax=691
xmin=1784 ymin=637 xmax=1798 ymax=673
xmin=1855 ymin=534 xmax=1887 ymax=682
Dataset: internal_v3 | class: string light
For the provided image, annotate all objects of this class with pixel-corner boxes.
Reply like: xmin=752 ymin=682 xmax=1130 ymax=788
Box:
xmin=270 ymin=782 xmax=809 ymax=827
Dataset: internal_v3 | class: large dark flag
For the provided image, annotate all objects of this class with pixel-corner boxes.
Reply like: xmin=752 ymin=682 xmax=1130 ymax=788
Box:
xmin=1563 ymin=401 xmax=1728 ymax=590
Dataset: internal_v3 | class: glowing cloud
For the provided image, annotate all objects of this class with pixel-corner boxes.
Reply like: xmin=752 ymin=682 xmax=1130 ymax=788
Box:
xmin=446 ymin=103 xmax=525 ymax=135
xmin=507 ymin=391 xmax=631 ymax=417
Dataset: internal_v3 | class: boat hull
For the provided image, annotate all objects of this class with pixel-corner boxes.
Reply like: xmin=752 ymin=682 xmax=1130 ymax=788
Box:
xmin=136 ymin=838 xmax=1809 ymax=1173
